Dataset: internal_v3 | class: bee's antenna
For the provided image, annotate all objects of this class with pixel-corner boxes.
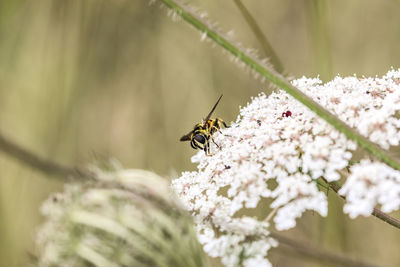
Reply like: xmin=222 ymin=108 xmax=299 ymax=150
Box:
xmin=203 ymin=95 xmax=223 ymax=124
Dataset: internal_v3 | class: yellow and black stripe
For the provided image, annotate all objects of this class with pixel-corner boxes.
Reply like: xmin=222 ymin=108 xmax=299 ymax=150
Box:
xmin=180 ymin=95 xmax=228 ymax=155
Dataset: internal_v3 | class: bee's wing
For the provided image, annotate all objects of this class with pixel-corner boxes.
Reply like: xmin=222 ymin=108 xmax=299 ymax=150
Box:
xmin=180 ymin=131 xmax=193 ymax=141
xmin=203 ymin=94 xmax=223 ymax=125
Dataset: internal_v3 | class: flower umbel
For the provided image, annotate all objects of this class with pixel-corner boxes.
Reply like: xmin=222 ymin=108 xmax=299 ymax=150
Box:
xmin=172 ymin=69 xmax=400 ymax=266
xmin=36 ymin=166 xmax=206 ymax=267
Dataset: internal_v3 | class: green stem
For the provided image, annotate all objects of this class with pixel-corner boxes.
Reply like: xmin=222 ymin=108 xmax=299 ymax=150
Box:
xmin=157 ymin=0 xmax=400 ymax=172
xmin=320 ymin=178 xmax=400 ymax=229
xmin=233 ymin=0 xmax=284 ymax=73
xmin=307 ymin=0 xmax=332 ymax=81
xmin=271 ymin=232 xmax=379 ymax=267
xmin=0 ymin=131 xmax=91 ymax=180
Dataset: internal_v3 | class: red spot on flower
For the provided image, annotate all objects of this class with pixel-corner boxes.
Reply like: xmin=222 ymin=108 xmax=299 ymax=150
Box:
xmin=282 ymin=110 xmax=292 ymax=117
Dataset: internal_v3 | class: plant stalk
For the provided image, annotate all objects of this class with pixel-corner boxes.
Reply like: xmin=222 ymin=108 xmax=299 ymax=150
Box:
xmin=157 ymin=0 xmax=400 ymax=172
xmin=322 ymin=178 xmax=400 ymax=229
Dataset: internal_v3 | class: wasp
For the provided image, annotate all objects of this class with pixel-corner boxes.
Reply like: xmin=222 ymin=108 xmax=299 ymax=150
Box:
xmin=180 ymin=95 xmax=228 ymax=155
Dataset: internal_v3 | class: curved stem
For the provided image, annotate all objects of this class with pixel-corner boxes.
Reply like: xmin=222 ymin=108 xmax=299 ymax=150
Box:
xmin=0 ymin=131 xmax=91 ymax=180
xmin=232 ymin=0 xmax=284 ymax=73
xmin=307 ymin=0 xmax=332 ymax=81
xmin=322 ymin=178 xmax=400 ymax=229
xmin=271 ymin=232 xmax=379 ymax=267
xmin=156 ymin=0 xmax=400 ymax=172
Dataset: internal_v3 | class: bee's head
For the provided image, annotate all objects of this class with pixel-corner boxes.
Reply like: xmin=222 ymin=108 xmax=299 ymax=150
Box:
xmin=193 ymin=134 xmax=206 ymax=145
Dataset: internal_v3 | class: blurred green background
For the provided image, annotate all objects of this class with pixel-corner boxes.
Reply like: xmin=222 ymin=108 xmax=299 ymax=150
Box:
xmin=0 ymin=0 xmax=400 ymax=266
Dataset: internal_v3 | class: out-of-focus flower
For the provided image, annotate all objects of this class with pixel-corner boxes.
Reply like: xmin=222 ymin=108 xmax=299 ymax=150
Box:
xmin=36 ymin=165 xmax=206 ymax=267
xmin=172 ymin=69 xmax=400 ymax=266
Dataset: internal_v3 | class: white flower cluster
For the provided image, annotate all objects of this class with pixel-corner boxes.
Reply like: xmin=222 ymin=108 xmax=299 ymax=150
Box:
xmin=36 ymin=168 xmax=206 ymax=267
xmin=340 ymin=159 xmax=400 ymax=218
xmin=172 ymin=69 xmax=400 ymax=266
xmin=293 ymin=70 xmax=400 ymax=149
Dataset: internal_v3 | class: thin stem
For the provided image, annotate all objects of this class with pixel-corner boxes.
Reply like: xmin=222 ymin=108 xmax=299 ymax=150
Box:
xmin=321 ymin=178 xmax=400 ymax=229
xmin=271 ymin=232 xmax=379 ymax=267
xmin=0 ymin=131 xmax=91 ymax=180
xmin=307 ymin=0 xmax=332 ymax=81
xmin=232 ymin=0 xmax=284 ymax=73
xmin=157 ymin=0 xmax=400 ymax=172
xmin=265 ymin=206 xmax=278 ymax=222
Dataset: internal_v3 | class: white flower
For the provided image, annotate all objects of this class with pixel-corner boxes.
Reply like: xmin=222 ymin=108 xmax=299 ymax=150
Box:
xmin=339 ymin=159 xmax=400 ymax=218
xmin=271 ymin=173 xmax=328 ymax=231
xmin=172 ymin=69 xmax=400 ymax=266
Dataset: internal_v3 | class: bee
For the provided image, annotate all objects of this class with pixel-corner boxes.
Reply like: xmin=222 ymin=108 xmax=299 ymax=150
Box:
xmin=180 ymin=95 xmax=228 ymax=155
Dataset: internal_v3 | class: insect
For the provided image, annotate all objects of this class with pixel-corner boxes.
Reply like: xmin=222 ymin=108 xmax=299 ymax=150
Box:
xmin=180 ymin=95 xmax=228 ymax=155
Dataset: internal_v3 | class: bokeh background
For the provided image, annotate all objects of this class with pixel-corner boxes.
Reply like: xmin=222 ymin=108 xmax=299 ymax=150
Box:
xmin=0 ymin=0 xmax=400 ymax=266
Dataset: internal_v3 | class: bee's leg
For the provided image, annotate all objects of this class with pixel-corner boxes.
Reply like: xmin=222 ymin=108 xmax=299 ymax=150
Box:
xmin=216 ymin=118 xmax=229 ymax=128
xmin=211 ymin=138 xmax=220 ymax=149
xmin=210 ymin=136 xmax=221 ymax=151
xmin=216 ymin=123 xmax=231 ymax=138
xmin=211 ymin=126 xmax=220 ymax=134
xmin=204 ymin=143 xmax=212 ymax=156
xmin=206 ymin=143 xmax=216 ymax=156
xmin=214 ymin=119 xmax=230 ymax=136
